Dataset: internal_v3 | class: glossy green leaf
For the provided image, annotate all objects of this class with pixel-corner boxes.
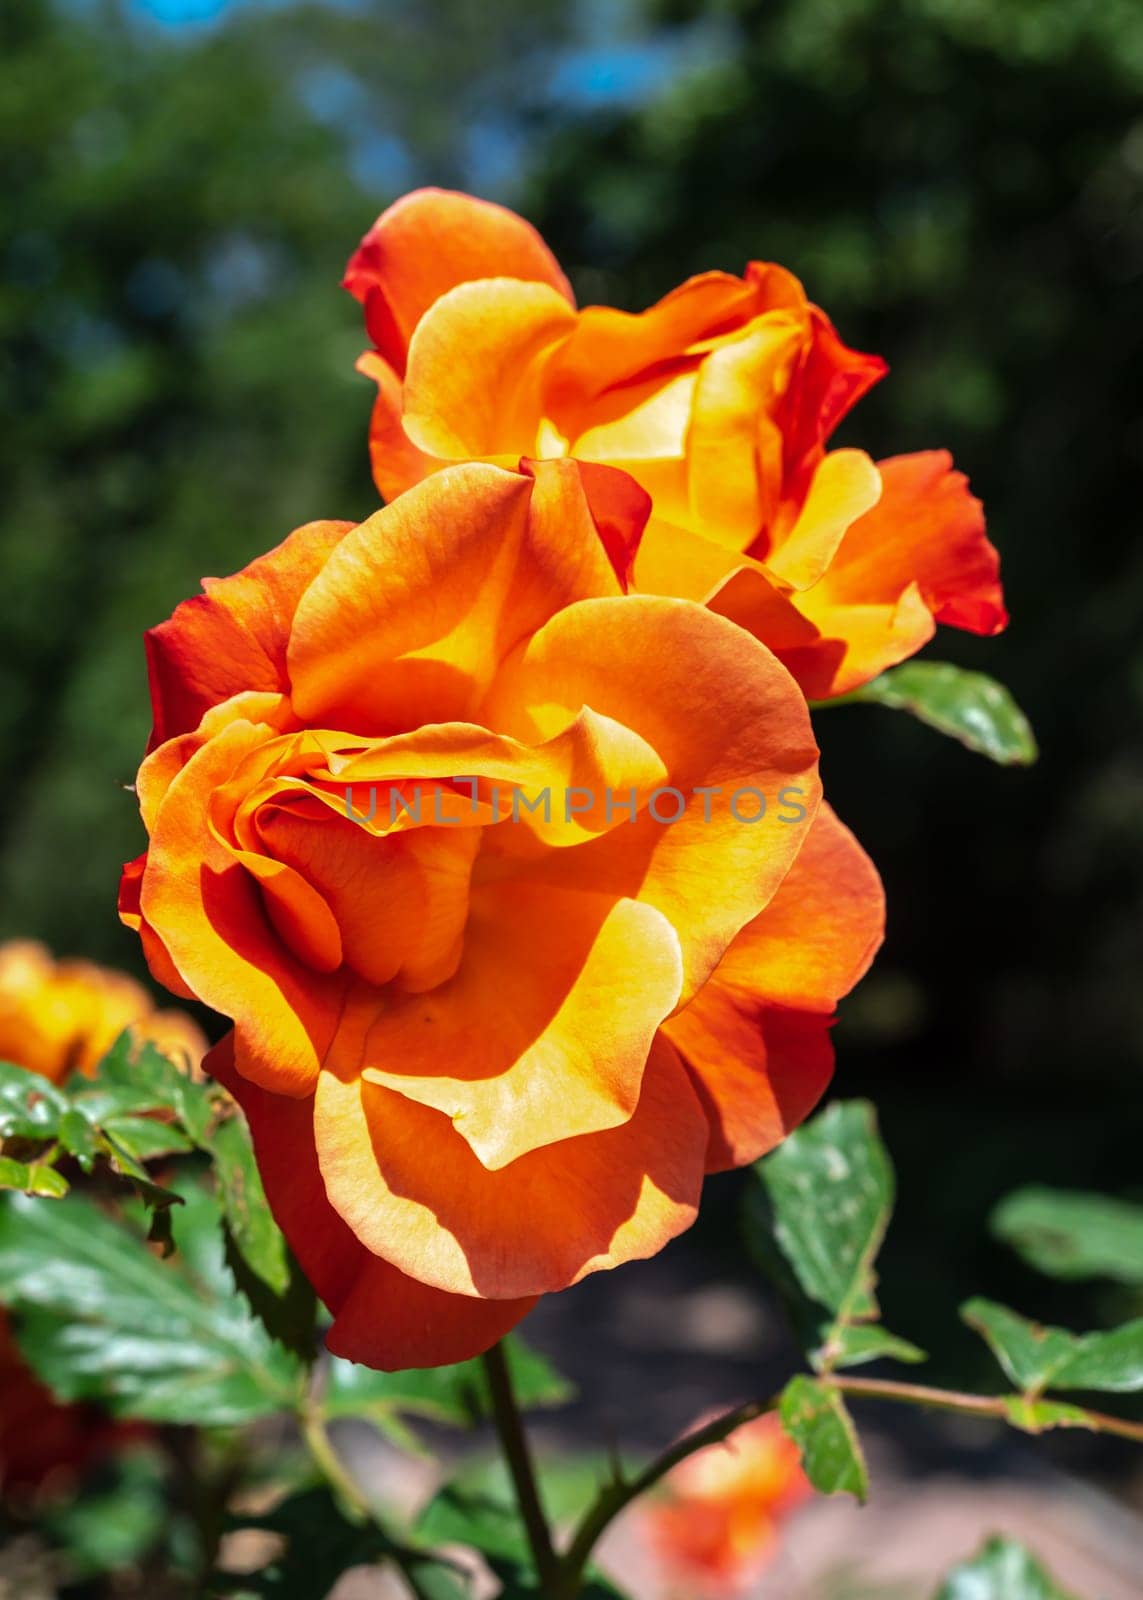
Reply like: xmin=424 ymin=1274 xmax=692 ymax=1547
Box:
xmin=748 ymin=1100 xmax=919 ymax=1371
xmin=992 ymin=1187 xmax=1143 ymax=1284
xmin=0 ymin=1185 xmax=303 ymax=1423
xmin=934 ymin=1535 xmax=1079 ymax=1599
xmin=962 ymin=1298 xmax=1143 ymax=1394
xmin=0 ymin=1059 xmax=69 ymax=1138
xmin=835 ymin=662 xmax=1037 ymax=765
xmin=778 ymin=1376 xmax=868 ymax=1499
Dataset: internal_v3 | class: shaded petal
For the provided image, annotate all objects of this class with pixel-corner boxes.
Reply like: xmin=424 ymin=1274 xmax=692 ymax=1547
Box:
xmin=357 ymin=350 xmax=441 ymax=503
xmin=664 ymin=806 xmax=884 ymax=1170
xmin=344 ymin=188 xmax=574 ymax=375
xmin=314 ymin=1034 xmax=706 ymax=1298
xmin=145 ymin=522 xmax=350 ymax=747
xmin=209 ymin=1037 xmax=535 ymax=1368
xmin=685 ymin=318 xmax=806 ymax=550
xmin=140 ymin=719 xmax=345 ymax=1094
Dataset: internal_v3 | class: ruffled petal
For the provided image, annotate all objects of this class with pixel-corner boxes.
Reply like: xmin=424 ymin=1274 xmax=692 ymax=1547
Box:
xmin=401 ymin=280 xmax=576 ymax=462
xmin=313 ymin=1034 xmax=706 ymax=1299
xmin=483 ymin=595 xmax=821 ymax=1000
xmin=783 ymin=450 xmax=1008 ymax=696
xmin=288 ymin=462 xmax=621 ymax=732
xmin=343 ymin=187 xmax=574 ymax=375
xmin=145 ymin=522 xmax=350 ymax=747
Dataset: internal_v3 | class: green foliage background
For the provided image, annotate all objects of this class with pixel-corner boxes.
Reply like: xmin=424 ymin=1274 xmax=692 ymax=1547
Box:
xmin=2 ymin=0 xmax=1142 ymax=1368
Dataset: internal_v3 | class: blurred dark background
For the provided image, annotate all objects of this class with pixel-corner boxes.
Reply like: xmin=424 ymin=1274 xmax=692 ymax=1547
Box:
xmin=2 ymin=0 xmax=1141 ymax=1401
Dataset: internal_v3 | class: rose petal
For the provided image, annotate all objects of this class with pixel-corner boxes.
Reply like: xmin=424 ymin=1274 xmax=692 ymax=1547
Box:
xmin=343 ymin=188 xmax=574 ymax=374
xmin=314 ymin=1033 xmax=706 ymax=1298
xmin=209 ymin=1036 xmax=535 ymax=1368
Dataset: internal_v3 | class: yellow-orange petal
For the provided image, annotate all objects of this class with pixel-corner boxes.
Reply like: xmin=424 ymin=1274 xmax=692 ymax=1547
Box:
xmin=483 ymin=594 xmax=821 ymax=1001
xmin=546 ymin=271 xmax=763 ymax=421
xmin=358 ymin=884 xmax=683 ymax=1169
xmin=685 ymin=318 xmax=806 ymax=551
xmin=314 ymin=1034 xmax=706 ymax=1299
xmin=343 ymin=187 xmax=574 ymax=375
xmin=764 ymin=447 xmax=883 ymax=591
xmin=209 ymin=1037 xmax=535 ymax=1368
xmin=785 ymin=450 xmax=1008 ymax=697
xmin=288 ymin=461 xmax=620 ymax=732
xmin=401 ymin=279 xmax=576 ymax=461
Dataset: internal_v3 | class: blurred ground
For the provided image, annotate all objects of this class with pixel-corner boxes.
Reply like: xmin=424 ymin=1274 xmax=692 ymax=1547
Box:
xmin=295 ymin=1248 xmax=1143 ymax=1599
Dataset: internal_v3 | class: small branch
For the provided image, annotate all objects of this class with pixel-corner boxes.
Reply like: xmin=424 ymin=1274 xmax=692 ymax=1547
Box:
xmin=831 ymin=1373 xmax=1143 ymax=1443
xmin=299 ymin=1399 xmax=445 ymax=1600
xmin=482 ymin=1341 xmax=559 ymax=1590
xmin=558 ymin=1397 xmax=781 ymax=1593
xmin=559 ymin=1369 xmax=1143 ymax=1589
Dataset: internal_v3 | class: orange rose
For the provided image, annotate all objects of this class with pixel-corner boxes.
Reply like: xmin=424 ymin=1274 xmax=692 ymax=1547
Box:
xmin=344 ymin=188 xmax=1006 ymax=698
xmin=120 ymin=460 xmax=882 ymax=1369
xmin=0 ymin=939 xmax=206 ymax=1083
xmin=646 ymin=1412 xmax=810 ymax=1596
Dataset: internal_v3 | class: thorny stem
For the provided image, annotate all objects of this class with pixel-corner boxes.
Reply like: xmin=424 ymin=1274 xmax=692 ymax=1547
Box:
xmin=482 ymin=1340 xmax=561 ymax=1590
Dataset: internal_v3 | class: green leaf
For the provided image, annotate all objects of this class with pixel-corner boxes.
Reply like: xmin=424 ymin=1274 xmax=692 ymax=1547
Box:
xmin=212 ymin=1112 xmax=291 ymax=1295
xmin=0 ymin=1152 xmax=69 ymax=1196
xmin=324 ymin=1334 xmax=572 ymax=1444
xmin=778 ymin=1375 xmax=868 ymax=1500
xmin=0 ymin=1184 xmax=303 ymax=1424
xmin=831 ymin=1325 xmax=928 ymax=1368
xmin=934 ymin=1535 xmax=1079 ymax=1599
xmin=991 ymin=1186 xmax=1143 ymax=1284
xmin=0 ymin=1059 xmax=69 ymax=1138
xmin=1001 ymin=1397 xmax=1097 ymax=1434
xmin=42 ymin=1448 xmax=176 ymax=1579
xmin=417 ymin=1480 xmax=528 ymax=1576
xmin=962 ymin=1298 xmax=1143 ymax=1394
xmin=836 ymin=662 xmax=1037 ymax=766
xmin=747 ymin=1100 xmax=920 ymax=1371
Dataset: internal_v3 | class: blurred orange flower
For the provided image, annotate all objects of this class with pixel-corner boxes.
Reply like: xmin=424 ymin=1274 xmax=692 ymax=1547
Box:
xmin=0 ymin=941 xmax=200 ymax=1500
xmin=120 ymin=461 xmax=882 ymax=1370
xmin=647 ymin=1413 xmax=810 ymax=1596
xmin=344 ymin=188 xmax=1006 ymax=698
xmin=0 ymin=938 xmax=206 ymax=1083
